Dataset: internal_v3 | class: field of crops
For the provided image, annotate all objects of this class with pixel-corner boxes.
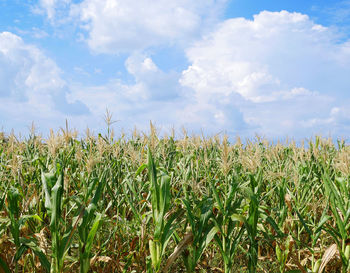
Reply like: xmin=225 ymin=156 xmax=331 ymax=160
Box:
xmin=1 ymin=125 xmax=350 ymax=272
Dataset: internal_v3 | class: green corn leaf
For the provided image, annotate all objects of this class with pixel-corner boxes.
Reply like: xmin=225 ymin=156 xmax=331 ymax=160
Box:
xmin=198 ymin=226 xmax=218 ymax=260
xmin=213 ymin=234 xmax=225 ymax=255
xmin=50 ymin=174 xmax=63 ymax=229
xmin=7 ymin=187 xmax=21 ymax=248
xmin=246 ymin=172 xmax=261 ymax=273
xmin=59 ymin=224 xmax=75 ymax=262
xmin=210 ymin=179 xmax=224 ymax=213
xmin=41 ymin=171 xmax=55 ymax=211
xmin=295 ymin=209 xmax=312 ymax=238
xmin=149 ymin=239 xmax=157 ymax=267
xmin=124 ymin=178 xmax=139 ymax=201
xmin=91 ymin=171 xmax=106 ymax=206
xmin=124 ymin=188 xmax=142 ymax=223
xmin=312 ymin=215 xmax=331 ymax=247
xmin=160 ymin=210 xmax=182 ymax=254
xmin=153 ymin=174 xmax=171 ymax=240
xmin=159 ymin=174 xmax=171 ymax=219
xmin=182 ymin=199 xmax=195 ymax=232
xmin=276 ymin=244 xmax=282 ymax=263
xmin=230 ymin=213 xmax=245 ymax=223
xmin=136 ymin=163 xmax=147 ymax=176
xmin=0 ymin=256 xmax=10 ymax=273
xmin=324 ymin=225 xmax=341 ymax=246
xmin=0 ymin=182 xmax=9 ymax=211
xmin=226 ymin=178 xmax=239 ymax=207
xmin=148 ymin=149 xmax=160 ymax=221
xmin=323 ymin=173 xmax=346 ymax=217
xmin=329 ymin=195 xmax=347 ymax=240
xmin=205 ymin=226 xmax=219 ymax=249
xmin=316 ymin=215 xmax=331 ymax=233
xmin=344 ymin=206 xmax=350 ymax=227
xmin=86 ymin=177 xmax=99 ymax=202
xmin=211 ymin=217 xmax=224 ymax=234
xmin=20 ymin=237 xmax=51 ymax=272
xmin=18 ymin=214 xmax=42 ymax=228
xmin=198 ymin=199 xmax=213 ymax=238
xmin=14 ymin=244 xmax=28 ymax=262
xmin=247 ymin=194 xmax=259 ymax=237
xmin=265 ymin=215 xmax=285 ymax=238
xmin=229 ymin=227 xmax=245 ymax=260
xmin=85 ymin=213 xmax=102 ymax=256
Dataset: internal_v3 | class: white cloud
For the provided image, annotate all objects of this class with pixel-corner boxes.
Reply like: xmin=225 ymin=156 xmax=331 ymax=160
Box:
xmin=45 ymin=10 xmax=350 ymax=138
xmin=0 ymin=31 xmax=245 ymax=135
xmin=39 ymin=0 xmax=58 ymax=20
xmin=180 ymin=10 xmax=350 ymax=137
xmin=70 ymin=0 xmax=227 ymax=53
xmin=67 ymin=53 xmax=248 ymax=135
xmin=124 ymin=53 xmax=182 ymax=100
xmin=14 ymin=27 xmax=49 ymax=39
xmin=7 ymin=7 xmax=350 ymax=139
xmin=35 ymin=0 xmax=71 ymax=21
xmin=68 ymin=54 xmax=185 ymax=127
xmin=0 ymin=31 xmax=89 ymax=132
xmin=301 ymin=105 xmax=350 ymax=135
xmin=0 ymin=32 xmax=63 ymax=100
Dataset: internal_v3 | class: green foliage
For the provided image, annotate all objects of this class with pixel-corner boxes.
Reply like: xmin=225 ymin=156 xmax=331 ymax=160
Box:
xmin=1 ymin=130 xmax=350 ymax=272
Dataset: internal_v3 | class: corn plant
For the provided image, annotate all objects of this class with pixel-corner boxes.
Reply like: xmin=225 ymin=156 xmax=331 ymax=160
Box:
xmin=181 ymin=187 xmax=218 ymax=272
xmin=42 ymin=166 xmax=78 ymax=273
xmin=123 ymin=173 xmax=151 ymax=270
xmin=77 ymin=171 xmax=106 ymax=273
xmin=147 ymin=149 xmax=180 ymax=272
xmin=6 ymin=187 xmax=21 ymax=273
xmin=322 ymin=171 xmax=350 ymax=273
xmin=210 ymin=173 xmax=245 ymax=273
xmin=245 ymin=170 xmax=263 ymax=273
xmin=1 ymin=160 xmax=11 ymax=273
xmin=6 ymin=187 xmax=50 ymax=273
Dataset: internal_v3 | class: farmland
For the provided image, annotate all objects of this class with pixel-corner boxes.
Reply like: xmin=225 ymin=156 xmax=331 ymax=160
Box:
xmin=0 ymin=126 xmax=350 ymax=273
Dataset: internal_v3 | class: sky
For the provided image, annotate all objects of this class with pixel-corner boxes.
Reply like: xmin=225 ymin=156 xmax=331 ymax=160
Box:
xmin=1 ymin=0 xmax=350 ymax=140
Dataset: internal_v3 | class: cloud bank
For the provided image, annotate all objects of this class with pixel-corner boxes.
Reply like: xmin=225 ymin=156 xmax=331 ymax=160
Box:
xmin=3 ymin=7 xmax=350 ymax=139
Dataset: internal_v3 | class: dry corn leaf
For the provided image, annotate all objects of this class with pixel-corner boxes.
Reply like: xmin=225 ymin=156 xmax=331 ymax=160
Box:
xmin=163 ymin=232 xmax=193 ymax=272
xmin=318 ymin=244 xmax=338 ymax=273
xmin=90 ymin=255 xmax=112 ymax=267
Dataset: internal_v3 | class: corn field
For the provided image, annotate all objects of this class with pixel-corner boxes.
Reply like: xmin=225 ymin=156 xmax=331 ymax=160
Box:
xmin=1 ymin=125 xmax=350 ymax=272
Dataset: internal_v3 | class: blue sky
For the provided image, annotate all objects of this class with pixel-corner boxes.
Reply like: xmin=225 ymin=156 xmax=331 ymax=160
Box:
xmin=1 ymin=0 xmax=350 ymax=139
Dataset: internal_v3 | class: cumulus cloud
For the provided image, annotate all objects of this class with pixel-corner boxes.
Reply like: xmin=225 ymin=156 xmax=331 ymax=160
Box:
xmin=70 ymin=0 xmax=227 ymax=53
xmin=124 ymin=53 xmax=182 ymax=100
xmin=0 ymin=31 xmax=89 ymax=131
xmin=180 ymin=10 xmax=350 ymax=137
xmin=67 ymin=52 xmax=249 ymax=135
xmin=68 ymin=54 xmax=184 ymax=129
